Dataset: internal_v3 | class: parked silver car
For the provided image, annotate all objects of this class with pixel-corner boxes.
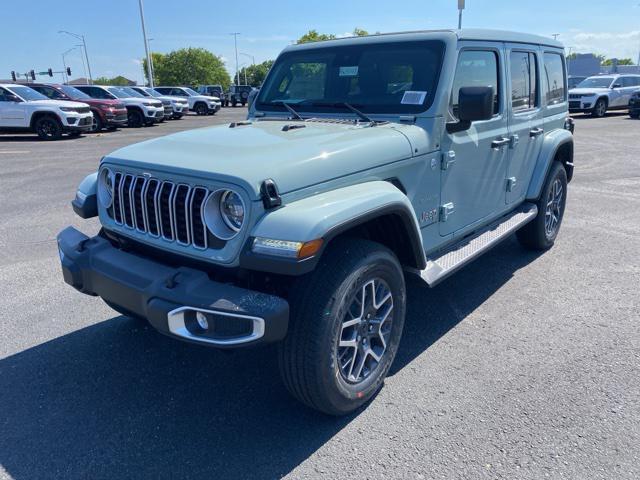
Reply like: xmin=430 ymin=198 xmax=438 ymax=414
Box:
xmin=568 ymin=74 xmax=640 ymax=117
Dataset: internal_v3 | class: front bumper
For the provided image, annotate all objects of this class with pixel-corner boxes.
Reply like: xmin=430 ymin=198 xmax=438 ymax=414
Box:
xmin=569 ymin=97 xmax=595 ymax=112
xmin=104 ymin=111 xmax=128 ymax=126
xmin=57 ymin=226 xmax=289 ymax=348
xmin=63 ymin=114 xmax=93 ymax=132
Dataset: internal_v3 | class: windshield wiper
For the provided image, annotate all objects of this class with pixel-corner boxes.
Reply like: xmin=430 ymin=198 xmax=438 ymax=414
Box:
xmin=269 ymin=100 xmax=304 ymax=120
xmin=309 ymin=102 xmax=376 ymax=124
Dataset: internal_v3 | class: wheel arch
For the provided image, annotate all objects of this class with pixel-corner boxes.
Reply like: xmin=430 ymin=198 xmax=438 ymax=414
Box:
xmin=30 ymin=111 xmax=62 ymax=129
xmin=526 ymin=129 xmax=574 ymax=200
xmin=241 ymin=181 xmax=426 ymax=275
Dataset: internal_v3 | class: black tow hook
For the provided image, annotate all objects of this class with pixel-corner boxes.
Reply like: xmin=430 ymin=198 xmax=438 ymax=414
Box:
xmin=165 ymin=272 xmax=181 ymax=289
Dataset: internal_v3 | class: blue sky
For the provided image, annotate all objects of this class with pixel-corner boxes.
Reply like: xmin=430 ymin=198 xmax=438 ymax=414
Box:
xmin=3 ymin=0 xmax=640 ymax=84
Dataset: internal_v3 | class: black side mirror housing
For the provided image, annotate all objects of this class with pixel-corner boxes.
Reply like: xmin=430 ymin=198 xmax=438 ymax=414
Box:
xmin=6 ymin=94 xmax=22 ymax=103
xmin=612 ymin=83 xmax=622 ymax=89
xmin=447 ymin=86 xmax=494 ymax=133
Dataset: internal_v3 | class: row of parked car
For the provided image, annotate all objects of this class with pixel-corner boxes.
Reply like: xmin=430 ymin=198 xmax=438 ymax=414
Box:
xmin=568 ymin=73 xmax=640 ymax=118
xmin=0 ymin=83 xmax=223 ymax=140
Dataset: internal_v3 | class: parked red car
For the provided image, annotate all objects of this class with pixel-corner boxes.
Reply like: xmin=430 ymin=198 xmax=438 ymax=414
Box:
xmin=28 ymin=83 xmax=128 ymax=132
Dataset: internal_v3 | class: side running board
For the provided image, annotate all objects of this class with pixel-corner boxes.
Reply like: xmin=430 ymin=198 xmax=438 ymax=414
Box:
xmin=416 ymin=203 xmax=538 ymax=287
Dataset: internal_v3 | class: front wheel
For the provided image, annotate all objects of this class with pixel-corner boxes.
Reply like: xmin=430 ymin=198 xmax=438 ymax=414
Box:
xmin=90 ymin=112 xmax=103 ymax=132
xmin=127 ymin=109 xmax=144 ymax=128
xmin=278 ymin=238 xmax=406 ymax=416
xmin=517 ymin=162 xmax=567 ymax=250
xmin=592 ymin=98 xmax=607 ymax=117
xmin=195 ymin=103 xmax=207 ymax=115
xmin=35 ymin=116 xmax=63 ymax=140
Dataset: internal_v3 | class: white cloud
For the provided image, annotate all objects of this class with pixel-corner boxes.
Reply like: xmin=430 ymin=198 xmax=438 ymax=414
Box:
xmin=563 ymin=30 xmax=640 ymax=61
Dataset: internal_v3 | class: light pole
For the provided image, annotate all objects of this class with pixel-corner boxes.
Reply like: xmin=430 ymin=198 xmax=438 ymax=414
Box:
xmin=240 ymin=53 xmax=254 ymax=85
xmin=148 ymin=38 xmax=156 ymax=87
xmin=61 ymin=47 xmax=77 ymax=83
xmin=138 ymin=0 xmax=154 ymax=87
xmin=458 ymin=0 xmax=465 ymax=29
xmin=75 ymin=44 xmax=88 ymax=80
xmin=59 ymin=30 xmax=92 ymax=84
xmin=230 ymin=33 xmax=241 ymax=85
xmin=566 ymin=46 xmax=574 ymax=75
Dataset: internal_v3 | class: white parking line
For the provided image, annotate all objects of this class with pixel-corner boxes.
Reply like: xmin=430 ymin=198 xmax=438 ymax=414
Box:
xmin=0 ymin=150 xmax=31 ymax=154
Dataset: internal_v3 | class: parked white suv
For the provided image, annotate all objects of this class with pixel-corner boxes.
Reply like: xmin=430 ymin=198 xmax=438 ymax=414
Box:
xmin=130 ymin=86 xmax=189 ymax=119
xmin=75 ymin=85 xmax=164 ymax=127
xmin=569 ymin=74 xmax=640 ymax=117
xmin=155 ymin=87 xmax=221 ymax=115
xmin=0 ymin=84 xmax=93 ymax=140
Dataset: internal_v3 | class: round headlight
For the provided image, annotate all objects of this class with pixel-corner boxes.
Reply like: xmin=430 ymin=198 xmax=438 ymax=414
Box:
xmin=220 ymin=190 xmax=244 ymax=232
xmin=203 ymin=189 xmax=245 ymax=240
xmin=97 ymin=167 xmax=114 ymax=208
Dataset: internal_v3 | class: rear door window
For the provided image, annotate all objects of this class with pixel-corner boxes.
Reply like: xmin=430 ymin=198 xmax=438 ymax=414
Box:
xmin=510 ymin=51 xmax=538 ymax=112
xmin=543 ymin=53 xmax=566 ymax=105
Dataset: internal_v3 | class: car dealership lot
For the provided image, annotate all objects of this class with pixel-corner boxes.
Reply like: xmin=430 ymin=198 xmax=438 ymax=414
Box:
xmin=1 ymin=112 xmax=639 ymax=479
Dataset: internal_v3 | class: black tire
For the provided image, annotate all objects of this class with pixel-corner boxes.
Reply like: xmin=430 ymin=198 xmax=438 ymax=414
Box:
xmin=127 ymin=109 xmax=144 ymax=128
xmin=278 ymin=238 xmax=406 ymax=416
xmin=172 ymin=113 xmax=183 ymax=120
xmin=516 ymin=162 xmax=568 ymax=250
xmin=195 ymin=102 xmax=207 ymax=115
xmin=591 ymin=98 xmax=607 ymax=117
xmin=241 ymin=101 xmax=246 ymax=107
xmin=629 ymin=110 xmax=639 ymax=119
xmin=34 ymin=115 xmax=63 ymax=140
xmin=68 ymin=130 xmax=82 ymax=138
xmin=232 ymin=99 xmax=237 ymax=107
xmin=90 ymin=111 xmax=104 ymax=132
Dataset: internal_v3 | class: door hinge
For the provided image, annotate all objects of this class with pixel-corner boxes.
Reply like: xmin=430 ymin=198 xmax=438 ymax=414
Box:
xmin=506 ymin=177 xmax=517 ymax=192
xmin=440 ymin=202 xmax=455 ymax=222
xmin=441 ymin=150 xmax=456 ymax=170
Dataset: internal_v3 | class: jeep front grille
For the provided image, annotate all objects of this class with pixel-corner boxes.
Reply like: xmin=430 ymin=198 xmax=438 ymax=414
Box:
xmin=109 ymin=173 xmax=209 ymax=249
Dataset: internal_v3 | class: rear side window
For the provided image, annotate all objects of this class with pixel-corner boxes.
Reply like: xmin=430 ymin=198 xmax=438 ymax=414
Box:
xmin=451 ymin=50 xmax=500 ymax=118
xmin=510 ymin=51 xmax=538 ymax=112
xmin=543 ymin=53 xmax=566 ymax=105
xmin=621 ymin=76 xmax=640 ymax=87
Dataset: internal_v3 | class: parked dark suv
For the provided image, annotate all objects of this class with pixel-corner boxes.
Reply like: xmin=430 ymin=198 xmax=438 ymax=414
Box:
xmin=28 ymin=83 xmax=127 ymax=132
xmin=225 ymin=85 xmax=253 ymax=107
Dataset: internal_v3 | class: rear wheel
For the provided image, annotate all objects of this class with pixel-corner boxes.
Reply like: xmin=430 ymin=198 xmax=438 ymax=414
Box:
xmin=592 ymin=98 xmax=607 ymax=117
xmin=278 ymin=238 xmax=406 ymax=415
xmin=127 ymin=109 xmax=144 ymax=128
xmin=629 ymin=110 xmax=639 ymax=119
xmin=517 ymin=162 xmax=568 ymax=250
xmin=34 ymin=116 xmax=63 ymax=140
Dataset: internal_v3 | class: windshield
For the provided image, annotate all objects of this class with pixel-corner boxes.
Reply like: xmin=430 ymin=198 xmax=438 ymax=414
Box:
xmin=7 ymin=86 xmax=48 ymax=101
xmin=148 ymin=89 xmax=163 ymax=97
xmin=184 ymin=88 xmax=199 ymax=96
xmin=121 ymin=87 xmax=145 ymax=98
xmin=576 ymin=77 xmax=614 ymax=89
xmin=59 ymin=85 xmax=91 ymax=99
xmin=257 ymin=40 xmax=445 ymax=115
xmin=105 ymin=87 xmax=132 ymax=99
xmin=133 ymin=87 xmax=152 ymax=97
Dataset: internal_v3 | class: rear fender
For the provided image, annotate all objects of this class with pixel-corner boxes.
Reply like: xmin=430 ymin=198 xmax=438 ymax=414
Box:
xmin=526 ymin=129 xmax=574 ymax=200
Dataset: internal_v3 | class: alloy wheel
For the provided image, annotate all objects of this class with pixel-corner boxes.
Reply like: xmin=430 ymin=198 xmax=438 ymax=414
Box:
xmin=545 ymin=178 xmax=563 ymax=238
xmin=337 ymin=278 xmax=394 ymax=384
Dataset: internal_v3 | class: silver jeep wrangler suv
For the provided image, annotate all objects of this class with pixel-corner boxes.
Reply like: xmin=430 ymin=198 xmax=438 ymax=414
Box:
xmin=59 ymin=29 xmax=574 ymax=415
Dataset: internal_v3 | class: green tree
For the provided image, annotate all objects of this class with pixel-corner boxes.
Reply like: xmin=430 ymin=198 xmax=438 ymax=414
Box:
xmin=143 ymin=48 xmax=231 ymax=88
xmin=602 ymin=58 xmax=634 ymax=66
xmin=238 ymin=60 xmax=274 ymax=86
xmin=93 ymin=75 xmax=134 ymax=86
xmin=296 ymin=28 xmax=369 ymax=44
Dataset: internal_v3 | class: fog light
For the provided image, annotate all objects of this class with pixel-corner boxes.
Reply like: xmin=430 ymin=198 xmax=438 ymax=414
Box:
xmin=196 ymin=311 xmax=209 ymax=330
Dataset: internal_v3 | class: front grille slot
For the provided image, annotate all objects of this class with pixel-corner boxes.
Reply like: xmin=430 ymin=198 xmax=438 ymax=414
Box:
xmin=190 ymin=187 xmax=208 ymax=249
xmin=107 ymin=171 xmax=225 ymax=250
xmin=173 ymin=184 xmax=192 ymax=245
xmin=121 ymin=174 xmax=135 ymax=228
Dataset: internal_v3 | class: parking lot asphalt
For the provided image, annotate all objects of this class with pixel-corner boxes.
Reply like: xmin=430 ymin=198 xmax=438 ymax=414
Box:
xmin=1 ymin=110 xmax=639 ymax=480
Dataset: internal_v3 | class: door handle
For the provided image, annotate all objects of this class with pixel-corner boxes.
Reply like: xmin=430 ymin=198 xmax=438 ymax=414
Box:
xmin=529 ymin=127 xmax=544 ymax=137
xmin=491 ymin=137 xmax=510 ymax=149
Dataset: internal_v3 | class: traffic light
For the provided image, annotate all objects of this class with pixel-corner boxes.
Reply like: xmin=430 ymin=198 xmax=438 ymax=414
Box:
xmin=30 ymin=70 xmax=35 ymax=81
xmin=11 ymin=71 xmax=16 ymax=82
xmin=47 ymin=68 xmax=53 ymax=77
xmin=66 ymin=67 xmax=72 ymax=76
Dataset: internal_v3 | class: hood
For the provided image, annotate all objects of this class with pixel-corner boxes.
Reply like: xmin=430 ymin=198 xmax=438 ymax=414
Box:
xmin=569 ymin=87 xmax=611 ymax=94
xmin=192 ymin=94 xmax=218 ymax=102
xmin=74 ymin=98 xmax=124 ymax=108
xmin=27 ymin=99 xmax=89 ymax=108
xmin=121 ymin=97 xmax=162 ymax=107
xmin=105 ymin=120 xmax=418 ymax=198
xmin=158 ymin=95 xmax=187 ymax=104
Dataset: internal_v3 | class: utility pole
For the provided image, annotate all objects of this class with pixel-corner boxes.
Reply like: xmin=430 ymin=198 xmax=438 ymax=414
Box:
xmin=552 ymin=33 xmax=560 ymax=40
xmin=59 ymin=31 xmax=93 ymax=84
xmin=458 ymin=0 xmax=465 ymax=29
xmin=138 ymin=0 xmax=154 ymax=87
xmin=61 ymin=47 xmax=76 ymax=84
xmin=231 ymin=33 xmax=241 ymax=85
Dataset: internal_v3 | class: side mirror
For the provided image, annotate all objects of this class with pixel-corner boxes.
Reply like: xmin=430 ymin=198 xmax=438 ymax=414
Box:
xmin=447 ymin=86 xmax=494 ymax=133
xmin=612 ymin=83 xmax=622 ymax=89
xmin=6 ymin=94 xmax=22 ymax=103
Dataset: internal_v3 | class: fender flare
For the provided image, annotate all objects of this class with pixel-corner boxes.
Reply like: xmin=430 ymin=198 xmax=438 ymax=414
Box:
xmin=29 ymin=111 xmax=62 ymax=129
xmin=71 ymin=172 xmax=98 ymax=218
xmin=240 ymin=181 xmax=426 ymax=275
xmin=526 ymin=129 xmax=574 ymax=200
